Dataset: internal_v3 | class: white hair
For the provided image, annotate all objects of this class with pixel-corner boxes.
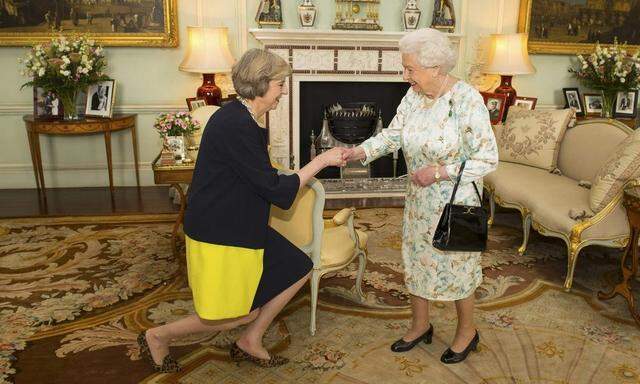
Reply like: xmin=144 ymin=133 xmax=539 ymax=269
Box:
xmin=399 ymin=28 xmax=457 ymax=74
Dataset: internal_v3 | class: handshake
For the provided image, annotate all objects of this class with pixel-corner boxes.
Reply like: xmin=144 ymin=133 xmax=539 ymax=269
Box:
xmin=318 ymin=147 xmax=365 ymax=167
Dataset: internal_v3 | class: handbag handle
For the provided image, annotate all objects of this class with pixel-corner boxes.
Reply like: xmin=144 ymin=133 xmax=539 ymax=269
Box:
xmin=448 ymin=161 xmax=481 ymax=205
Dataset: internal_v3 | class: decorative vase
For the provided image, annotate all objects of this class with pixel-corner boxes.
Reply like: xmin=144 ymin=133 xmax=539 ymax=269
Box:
xmin=58 ymin=88 xmax=80 ymax=120
xmin=601 ymin=90 xmax=617 ymax=119
xmin=403 ymin=0 xmax=421 ymax=31
xmin=298 ymin=0 xmax=317 ymax=28
xmin=164 ymin=135 xmax=186 ymax=163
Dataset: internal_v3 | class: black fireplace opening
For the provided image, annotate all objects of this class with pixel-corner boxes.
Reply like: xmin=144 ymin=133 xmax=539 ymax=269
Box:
xmin=299 ymin=81 xmax=410 ymax=179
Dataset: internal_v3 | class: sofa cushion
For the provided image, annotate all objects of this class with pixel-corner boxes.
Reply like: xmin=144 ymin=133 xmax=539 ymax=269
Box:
xmin=494 ymin=108 xmax=573 ymax=171
xmin=590 ymin=128 xmax=640 ymax=212
xmin=557 ymin=120 xmax=630 ymax=182
xmin=485 ymin=162 xmax=628 ymax=240
xmin=484 ymin=161 xmax=567 ymax=209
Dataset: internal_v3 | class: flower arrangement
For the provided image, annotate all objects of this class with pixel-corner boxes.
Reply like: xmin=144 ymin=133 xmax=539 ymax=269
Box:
xmin=569 ymin=41 xmax=640 ymax=117
xmin=153 ymin=112 xmax=201 ymax=137
xmin=20 ymin=35 xmax=109 ymax=119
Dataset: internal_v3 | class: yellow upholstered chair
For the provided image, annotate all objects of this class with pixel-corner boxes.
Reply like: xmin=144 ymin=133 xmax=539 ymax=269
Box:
xmin=269 ymin=176 xmax=368 ymax=335
xmin=188 ymin=105 xmax=220 ymax=148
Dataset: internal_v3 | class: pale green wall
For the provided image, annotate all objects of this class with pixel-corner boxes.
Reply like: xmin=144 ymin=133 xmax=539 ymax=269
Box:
xmin=0 ymin=0 xmax=578 ymax=189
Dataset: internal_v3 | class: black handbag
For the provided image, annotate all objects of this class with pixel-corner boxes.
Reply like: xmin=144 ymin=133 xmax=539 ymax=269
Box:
xmin=432 ymin=161 xmax=488 ymax=252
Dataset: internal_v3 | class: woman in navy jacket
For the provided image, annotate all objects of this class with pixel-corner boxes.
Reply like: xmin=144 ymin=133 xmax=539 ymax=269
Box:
xmin=138 ymin=49 xmax=347 ymax=372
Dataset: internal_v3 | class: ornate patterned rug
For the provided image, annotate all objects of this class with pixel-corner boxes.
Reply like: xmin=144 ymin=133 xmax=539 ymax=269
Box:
xmin=1 ymin=209 xmax=639 ymax=384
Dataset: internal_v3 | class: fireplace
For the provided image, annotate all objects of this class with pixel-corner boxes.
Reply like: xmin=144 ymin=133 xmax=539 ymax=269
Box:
xmin=299 ymin=81 xmax=409 ymax=178
xmin=249 ymin=28 xmax=463 ymax=175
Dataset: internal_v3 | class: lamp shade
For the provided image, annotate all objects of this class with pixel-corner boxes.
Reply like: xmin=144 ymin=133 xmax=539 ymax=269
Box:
xmin=179 ymin=26 xmax=235 ymax=74
xmin=484 ymin=33 xmax=536 ymax=76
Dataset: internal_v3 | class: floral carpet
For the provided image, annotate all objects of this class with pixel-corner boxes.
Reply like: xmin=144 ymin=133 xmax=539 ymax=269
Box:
xmin=1 ymin=209 xmax=639 ymax=383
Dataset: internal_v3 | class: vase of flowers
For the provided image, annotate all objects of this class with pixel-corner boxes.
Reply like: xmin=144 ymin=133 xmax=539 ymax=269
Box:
xmin=569 ymin=41 xmax=640 ymax=118
xmin=154 ymin=112 xmax=201 ymax=164
xmin=20 ymin=36 xmax=109 ymax=120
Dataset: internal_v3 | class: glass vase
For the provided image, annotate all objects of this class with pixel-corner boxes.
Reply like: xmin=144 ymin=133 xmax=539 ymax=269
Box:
xmin=58 ymin=89 xmax=80 ymax=120
xmin=601 ymin=90 xmax=617 ymax=119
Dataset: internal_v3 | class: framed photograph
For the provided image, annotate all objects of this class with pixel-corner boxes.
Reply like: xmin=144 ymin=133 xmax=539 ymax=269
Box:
xmin=85 ymin=80 xmax=116 ymax=118
xmin=562 ymin=88 xmax=584 ymax=116
xmin=583 ymin=93 xmax=603 ymax=116
xmin=0 ymin=0 xmax=177 ymax=47
xmin=480 ymin=92 xmax=508 ymax=125
xmin=614 ymin=90 xmax=638 ymax=118
xmin=186 ymin=97 xmax=207 ymax=112
xmin=518 ymin=0 xmax=640 ymax=54
xmin=513 ymin=96 xmax=538 ymax=110
xmin=33 ymin=87 xmax=63 ymax=120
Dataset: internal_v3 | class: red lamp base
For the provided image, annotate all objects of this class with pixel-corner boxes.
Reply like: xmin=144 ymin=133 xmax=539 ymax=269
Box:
xmin=494 ymin=75 xmax=516 ymax=122
xmin=197 ymin=73 xmax=222 ymax=106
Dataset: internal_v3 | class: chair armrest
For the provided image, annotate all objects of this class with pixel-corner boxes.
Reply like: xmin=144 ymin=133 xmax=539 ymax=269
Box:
xmin=332 ymin=208 xmax=354 ymax=226
xmin=324 ymin=218 xmax=337 ymax=228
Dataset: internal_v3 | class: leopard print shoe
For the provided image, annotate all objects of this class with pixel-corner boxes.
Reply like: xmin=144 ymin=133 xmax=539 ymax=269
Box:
xmin=137 ymin=332 xmax=181 ymax=373
xmin=229 ymin=342 xmax=289 ymax=367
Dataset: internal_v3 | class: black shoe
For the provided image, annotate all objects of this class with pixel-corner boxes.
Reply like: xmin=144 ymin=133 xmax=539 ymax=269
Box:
xmin=440 ymin=331 xmax=479 ymax=364
xmin=390 ymin=324 xmax=434 ymax=352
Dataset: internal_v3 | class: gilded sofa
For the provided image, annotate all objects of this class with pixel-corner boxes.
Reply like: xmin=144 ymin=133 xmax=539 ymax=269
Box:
xmin=484 ymin=118 xmax=636 ymax=290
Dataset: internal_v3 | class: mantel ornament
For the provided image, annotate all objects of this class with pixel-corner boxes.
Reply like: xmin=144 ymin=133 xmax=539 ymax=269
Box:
xmin=431 ymin=0 xmax=455 ymax=32
xmin=333 ymin=0 xmax=382 ymax=31
xmin=298 ymin=0 xmax=318 ymax=28
xmin=256 ymin=0 xmax=283 ymax=28
xmin=403 ymin=0 xmax=421 ymax=31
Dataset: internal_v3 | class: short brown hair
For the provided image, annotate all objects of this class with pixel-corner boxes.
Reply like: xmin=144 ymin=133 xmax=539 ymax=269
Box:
xmin=232 ymin=48 xmax=291 ymax=99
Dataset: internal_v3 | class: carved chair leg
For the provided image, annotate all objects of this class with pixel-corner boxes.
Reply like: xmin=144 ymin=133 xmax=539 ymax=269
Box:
xmin=309 ymin=270 xmax=321 ymax=336
xmin=354 ymin=250 xmax=367 ymax=300
xmin=518 ymin=212 xmax=532 ymax=256
xmin=564 ymin=244 xmax=581 ymax=292
xmin=488 ymin=192 xmax=495 ymax=227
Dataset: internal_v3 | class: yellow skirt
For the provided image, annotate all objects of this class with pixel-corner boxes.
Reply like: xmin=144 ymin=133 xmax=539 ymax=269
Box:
xmin=185 ymin=235 xmax=264 ymax=320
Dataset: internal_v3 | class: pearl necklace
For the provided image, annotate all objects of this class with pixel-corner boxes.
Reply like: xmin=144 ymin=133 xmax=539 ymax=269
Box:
xmin=238 ymin=96 xmax=262 ymax=125
xmin=422 ymin=75 xmax=449 ymax=109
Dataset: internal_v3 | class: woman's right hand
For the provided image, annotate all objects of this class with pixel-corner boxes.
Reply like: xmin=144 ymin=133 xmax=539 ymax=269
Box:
xmin=343 ymin=146 xmax=366 ymax=162
xmin=319 ymin=147 xmax=348 ymax=167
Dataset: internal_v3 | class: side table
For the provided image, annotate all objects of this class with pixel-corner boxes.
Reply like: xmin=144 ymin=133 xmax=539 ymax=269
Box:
xmin=23 ymin=114 xmax=140 ymax=199
xmin=598 ymin=186 xmax=640 ymax=327
xmin=151 ymin=154 xmax=194 ymax=263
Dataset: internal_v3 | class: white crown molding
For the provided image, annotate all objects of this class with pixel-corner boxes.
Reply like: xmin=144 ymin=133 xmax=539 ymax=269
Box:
xmin=250 ymin=28 xmax=464 ymax=47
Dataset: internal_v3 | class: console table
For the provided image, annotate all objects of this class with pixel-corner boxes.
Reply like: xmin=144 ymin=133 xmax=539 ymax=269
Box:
xmin=151 ymin=155 xmax=194 ymax=261
xmin=23 ymin=114 xmax=140 ymax=198
xmin=598 ymin=187 xmax=640 ymax=327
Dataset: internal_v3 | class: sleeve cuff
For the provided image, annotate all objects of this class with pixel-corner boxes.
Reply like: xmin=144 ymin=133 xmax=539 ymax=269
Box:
xmin=445 ymin=163 xmax=460 ymax=181
xmin=279 ymin=173 xmax=301 ymax=209
xmin=360 ymin=144 xmax=374 ymax=166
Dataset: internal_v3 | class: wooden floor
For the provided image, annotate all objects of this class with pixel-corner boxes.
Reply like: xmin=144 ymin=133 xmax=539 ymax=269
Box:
xmin=0 ymin=186 xmax=181 ymax=218
xmin=0 ymin=185 xmax=408 ymax=218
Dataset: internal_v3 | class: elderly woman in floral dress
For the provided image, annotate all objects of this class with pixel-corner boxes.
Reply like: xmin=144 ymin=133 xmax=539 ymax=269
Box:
xmin=345 ymin=28 xmax=498 ymax=364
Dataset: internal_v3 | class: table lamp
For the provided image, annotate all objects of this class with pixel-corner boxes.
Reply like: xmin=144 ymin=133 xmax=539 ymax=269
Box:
xmin=483 ymin=33 xmax=536 ymax=117
xmin=179 ymin=26 xmax=235 ymax=106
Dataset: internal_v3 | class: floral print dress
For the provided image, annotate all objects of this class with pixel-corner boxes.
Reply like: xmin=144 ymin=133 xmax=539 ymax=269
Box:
xmin=361 ymin=81 xmax=498 ymax=300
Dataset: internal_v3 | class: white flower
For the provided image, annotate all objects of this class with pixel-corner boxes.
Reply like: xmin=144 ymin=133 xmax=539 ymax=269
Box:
xmin=38 ymin=68 xmax=45 ymax=77
xmin=60 ymin=69 xmax=71 ymax=77
xmin=621 ymin=78 xmax=626 ymax=83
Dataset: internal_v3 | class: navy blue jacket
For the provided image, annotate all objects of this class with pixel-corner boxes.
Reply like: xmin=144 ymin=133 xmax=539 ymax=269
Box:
xmin=184 ymin=100 xmax=300 ymax=249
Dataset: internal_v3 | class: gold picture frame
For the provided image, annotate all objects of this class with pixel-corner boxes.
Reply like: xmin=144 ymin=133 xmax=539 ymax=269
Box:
xmin=518 ymin=0 xmax=640 ymax=55
xmin=0 ymin=0 xmax=178 ymax=47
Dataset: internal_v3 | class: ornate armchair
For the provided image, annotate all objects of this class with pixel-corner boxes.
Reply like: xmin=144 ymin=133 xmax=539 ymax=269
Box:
xmin=269 ymin=177 xmax=368 ymax=335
